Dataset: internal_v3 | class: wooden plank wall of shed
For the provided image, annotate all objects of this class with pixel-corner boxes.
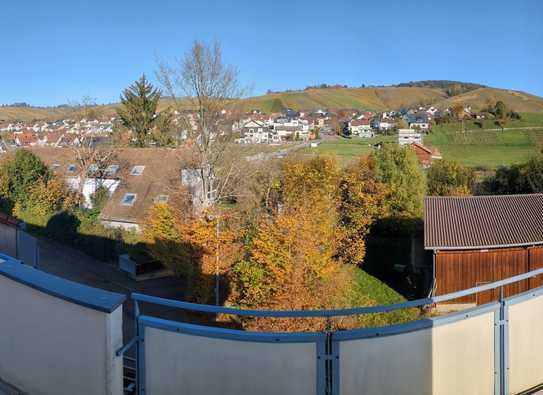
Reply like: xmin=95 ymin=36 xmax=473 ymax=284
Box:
xmin=529 ymin=246 xmax=543 ymax=289
xmin=434 ymin=248 xmax=531 ymax=304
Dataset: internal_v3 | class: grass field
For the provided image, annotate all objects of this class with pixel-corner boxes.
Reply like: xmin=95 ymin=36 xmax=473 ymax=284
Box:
xmin=424 ymin=113 xmax=543 ymax=168
xmin=303 ymin=113 xmax=543 ymax=168
xmin=302 ymin=135 xmax=396 ymax=164
xmin=349 ymin=268 xmax=419 ymax=327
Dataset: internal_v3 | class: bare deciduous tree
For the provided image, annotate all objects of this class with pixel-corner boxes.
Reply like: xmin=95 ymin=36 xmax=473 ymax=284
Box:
xmin=71 ymin=136 xmax=118 ymax=205
xmin=157 ymin=40 xmax=245 ymax=209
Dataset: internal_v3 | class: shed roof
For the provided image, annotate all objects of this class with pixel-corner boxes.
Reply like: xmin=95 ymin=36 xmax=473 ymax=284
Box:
xmin=424 ymin=194 xmax=543 ymax=250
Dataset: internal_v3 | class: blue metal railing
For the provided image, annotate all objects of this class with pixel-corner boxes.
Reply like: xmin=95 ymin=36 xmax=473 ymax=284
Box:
xmin=118 ymin=267 xmax=543 ymax=395
xmin=130 ymin=266 xmax=543 ymax=318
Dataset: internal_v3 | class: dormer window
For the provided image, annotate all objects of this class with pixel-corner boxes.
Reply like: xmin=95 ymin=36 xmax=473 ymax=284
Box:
xmin=88 ymin=164 xmax=98 ymax=174
xmin=155 ymin=194 xmax=169 ymax=203
xmin=121 ymin=193 xmax=136 ymax=206
xmin=105 ymin=164 xmax=119 ymax=177
xmin=130 ymin=165 xmax=145 ymax=176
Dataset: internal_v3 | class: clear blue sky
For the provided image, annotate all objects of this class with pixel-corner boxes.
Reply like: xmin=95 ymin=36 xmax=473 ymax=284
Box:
xmin=2 ymin=0 xmax=542 ymax=106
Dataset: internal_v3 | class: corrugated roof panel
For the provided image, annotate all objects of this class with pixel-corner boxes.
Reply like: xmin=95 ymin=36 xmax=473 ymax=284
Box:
xmin=424 ymin=194 xmax=543 ymax=250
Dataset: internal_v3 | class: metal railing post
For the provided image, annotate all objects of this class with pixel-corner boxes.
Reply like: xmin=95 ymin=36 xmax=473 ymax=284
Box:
xmin=134 ymin=300 xmax=142 ymax=395
xmin=495 ymin=286 xmax=510 ymax=395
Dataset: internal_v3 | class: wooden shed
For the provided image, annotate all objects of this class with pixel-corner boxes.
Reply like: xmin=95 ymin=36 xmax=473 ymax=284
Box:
xmin=424 ymin=194 xmax=543 ymax=304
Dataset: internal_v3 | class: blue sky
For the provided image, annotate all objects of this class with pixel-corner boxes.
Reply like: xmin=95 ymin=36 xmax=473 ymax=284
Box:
xmin=1 ymin=0 xmax=542 ymax=106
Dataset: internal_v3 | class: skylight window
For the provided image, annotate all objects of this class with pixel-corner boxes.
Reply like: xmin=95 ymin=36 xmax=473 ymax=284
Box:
xmin=155 ymin=194 xmax=169 ymax=203
xmin=121 ymin=193 xmax=137 ymax=206
xmin=105 ymin=164 xmax=119 ymax=176
xmin=67 ymin=164 xmax=76 ymax=172
xmin=52 ymin=163 xmax=60 ymax=170
xmin=130 ymin=165 xmax=145 ymax=176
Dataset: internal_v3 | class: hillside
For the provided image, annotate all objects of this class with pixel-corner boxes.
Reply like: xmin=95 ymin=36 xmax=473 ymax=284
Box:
xmin=241 ymin=86 xmax=448 ymax=113
xmin=435 ymin=88 xmax=543 ymax=113
xmin=2 ymin=83 xmax=543 ymax=122
xmin=242 ymin=86 xmax=543 ymax=113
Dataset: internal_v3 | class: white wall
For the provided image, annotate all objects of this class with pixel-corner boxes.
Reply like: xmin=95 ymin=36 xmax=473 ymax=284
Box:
xmin=431 ymin=311 xmax=495 ymax=394
xmin=100 ymin=220 xmax=140 ymax=232
xmin=508 ymin=293 xmax=543 ymax=394
xmin=82 ymin=178 xmax=120 ymax=208
xmin=340 ymin=328 xmax=433 ymax=395
xmin=143 ymin=326 xmax=318 ymax=395
xmin=0 ymin=269 xmax=123 ymax=395
xmin=339 ymin=311 xmax=495 ymax=395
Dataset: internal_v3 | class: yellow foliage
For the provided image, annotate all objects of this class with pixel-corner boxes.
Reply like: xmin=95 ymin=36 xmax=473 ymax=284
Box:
xmin=143 ymin=203 xmax=189 ymax=276
xmin=338 ymin=156 xmax=391 ymax=265
xmin=144 ymin=204 xmax=241 ymax=303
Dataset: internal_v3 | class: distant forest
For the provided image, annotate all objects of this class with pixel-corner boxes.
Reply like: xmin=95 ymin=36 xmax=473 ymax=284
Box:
xmin=394 ymin=80 xmax=487 ymax=96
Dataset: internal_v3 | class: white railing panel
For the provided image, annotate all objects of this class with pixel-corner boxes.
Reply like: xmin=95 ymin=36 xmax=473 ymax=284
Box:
xmin=508 ymin=292 xmax=543 ymax=394
xmin=0 ymin=264 xmax=124 ymax=395
xmin=339 ymin=328 xmax=433 ymax=395
xmin=143 ymin=326 xmax=318 ymax=395
xmin=431 ymin=311 xmax=495 ymax=394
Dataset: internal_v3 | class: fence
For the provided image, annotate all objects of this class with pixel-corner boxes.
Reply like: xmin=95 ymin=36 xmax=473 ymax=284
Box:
xmin=122 ymin=268 xmax=543 ymax=395
xmin=0 ymin=253 xmax=125 ymax=395
xmin=0 ymin=222 xmax=39 ymax=266
xmin=1 ymin=252 xmax=543 ymax=394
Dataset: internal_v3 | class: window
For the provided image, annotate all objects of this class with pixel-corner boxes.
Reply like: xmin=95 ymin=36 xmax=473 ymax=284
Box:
xmin=88 ymin=164 xmax=98 ymax=173
xmin=67 ymin=164 xmax=76 ymax=172
xmin=105 ymin=164 xmax=119 ymax=176
xmin=52 ymin=163 xmax=60 ymax=170
xmin=155 ymin=194 xmax=169 ymax=203
xmin=130 ymin=165 xmax=145 ymax=176
xmin=121 ymin=193 xmax=137 ymax=206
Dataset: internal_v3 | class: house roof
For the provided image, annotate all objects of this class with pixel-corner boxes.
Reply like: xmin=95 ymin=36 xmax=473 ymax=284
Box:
xmin=424 ymin=194 xmax=543 ymax=250
xmin=350 ymin=118 xmax=370 ymax=126
xmin=28 ymin=147 xmax=190 ymax=226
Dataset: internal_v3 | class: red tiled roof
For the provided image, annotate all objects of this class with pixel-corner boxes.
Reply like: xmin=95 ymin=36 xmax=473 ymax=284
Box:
xmin=350 ymin=118 xmax=370 ymax=126
xmin=424 ymin=194 xmax=543 ymax=250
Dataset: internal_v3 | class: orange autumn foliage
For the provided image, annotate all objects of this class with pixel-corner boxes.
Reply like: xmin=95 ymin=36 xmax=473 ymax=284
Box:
xmin=144 ymin=203 xmax=241 ymax=303
xmin=235 ymin=157 xmax=353 ymax=331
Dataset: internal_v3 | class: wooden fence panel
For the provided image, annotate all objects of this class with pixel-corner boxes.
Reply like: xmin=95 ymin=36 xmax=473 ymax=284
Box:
xmin=529 ymin=246 xmax=543 ymax=289
xmin=435 ymin=248 xmax=529 ymax=304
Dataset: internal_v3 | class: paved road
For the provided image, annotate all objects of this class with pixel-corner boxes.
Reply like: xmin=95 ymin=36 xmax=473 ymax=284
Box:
xmin=454 ymin=126 xmax=543 ymax=133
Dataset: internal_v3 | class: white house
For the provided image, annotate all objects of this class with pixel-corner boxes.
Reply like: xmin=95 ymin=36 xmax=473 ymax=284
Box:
xmin=348 ymin=118 xmax=374 ymax=137
xmin=398 ymin=129 xmax=422 ymax=145
xmin=273 ymin=118 xmax=310 ymax=141
xmin=239 ymin=120 xmax=278 ymax=144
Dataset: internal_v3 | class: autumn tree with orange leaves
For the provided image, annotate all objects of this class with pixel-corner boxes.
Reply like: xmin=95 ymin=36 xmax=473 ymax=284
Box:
xmin=144 ymin=203 xmax=241 ymax=303
xmin=234 ymin=157 xmax=353 ymax=330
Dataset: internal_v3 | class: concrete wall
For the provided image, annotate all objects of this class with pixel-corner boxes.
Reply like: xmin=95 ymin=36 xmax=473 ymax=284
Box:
xmin=143 ymin=326 xmax=318 ymax=395
xmin=508 ymin=292 xmax=543 ymax=394
xmin=0 ymin=260 xmax=124 ymax=395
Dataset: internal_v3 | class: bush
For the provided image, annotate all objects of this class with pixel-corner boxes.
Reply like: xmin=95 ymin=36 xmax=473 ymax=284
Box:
xmin=427 ymin=160 xmax=474 ymax=196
